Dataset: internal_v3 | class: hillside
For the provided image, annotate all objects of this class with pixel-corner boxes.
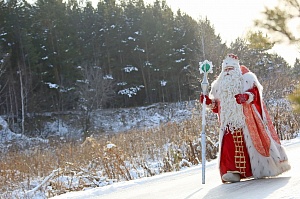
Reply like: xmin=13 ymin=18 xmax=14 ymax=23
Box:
xmin=0 ymin=101 xmax=198 ymax=152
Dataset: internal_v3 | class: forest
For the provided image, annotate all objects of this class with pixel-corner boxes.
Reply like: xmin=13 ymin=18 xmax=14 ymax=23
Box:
xmin=1 ymin=0 xmax=300 ymax=135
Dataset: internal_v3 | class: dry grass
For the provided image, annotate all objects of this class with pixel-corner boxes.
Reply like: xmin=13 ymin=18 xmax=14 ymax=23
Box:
xmin=0 ymin=105 xmax=220 ymax=198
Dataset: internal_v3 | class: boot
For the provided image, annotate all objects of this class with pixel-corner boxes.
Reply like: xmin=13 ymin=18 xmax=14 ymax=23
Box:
xmin=222 ymin=172 xmax=240 ymax=183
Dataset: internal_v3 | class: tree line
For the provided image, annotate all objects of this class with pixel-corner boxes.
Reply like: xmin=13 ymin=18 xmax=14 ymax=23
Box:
xmin=0 ymin=0 xmax=299 ymax=133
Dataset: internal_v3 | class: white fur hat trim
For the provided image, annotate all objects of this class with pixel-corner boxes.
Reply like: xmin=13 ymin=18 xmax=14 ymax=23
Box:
xmin=222 ymin=54 xmax=240 ymax=70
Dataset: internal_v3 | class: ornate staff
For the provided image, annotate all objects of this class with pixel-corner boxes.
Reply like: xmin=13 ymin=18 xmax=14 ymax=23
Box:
xmin=199 ymin=60 xmax=213 ymax=184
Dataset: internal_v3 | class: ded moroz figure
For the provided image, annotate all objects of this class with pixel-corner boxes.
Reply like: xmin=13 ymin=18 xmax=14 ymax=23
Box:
xmin=200 ymin=54 xmax=291 ymax=183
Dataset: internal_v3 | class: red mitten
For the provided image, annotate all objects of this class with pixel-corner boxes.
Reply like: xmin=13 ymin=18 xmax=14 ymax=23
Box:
xmin=234 ymin=93 xmax=249 ymax=104
xmin=200 ymin=94 xmax=212 ymax=105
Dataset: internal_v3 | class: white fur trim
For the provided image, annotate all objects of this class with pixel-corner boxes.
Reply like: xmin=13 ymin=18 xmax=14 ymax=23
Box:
xmin=245 ymin=92 xmax=254 ymax=104
xmin=242 ymin=72 xmax=263 ymax=93
xmin=222 ymin=56 xmax=240 ymax=71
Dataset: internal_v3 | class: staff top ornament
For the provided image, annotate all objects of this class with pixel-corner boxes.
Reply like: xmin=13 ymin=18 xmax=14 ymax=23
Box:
xmin=199 ymin=60 xmax=213 ymax=74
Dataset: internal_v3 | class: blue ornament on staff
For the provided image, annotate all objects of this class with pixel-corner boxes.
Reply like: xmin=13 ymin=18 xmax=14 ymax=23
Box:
xmin=199 ymin=60 xmax=213 ymax=184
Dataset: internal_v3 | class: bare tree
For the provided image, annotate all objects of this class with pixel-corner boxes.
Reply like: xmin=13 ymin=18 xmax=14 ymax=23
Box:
xmin=76 ymin=65 xmax=115 ymax=139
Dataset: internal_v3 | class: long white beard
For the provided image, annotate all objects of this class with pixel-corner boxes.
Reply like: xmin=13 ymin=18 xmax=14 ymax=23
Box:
xmin=218 ymin=69 xmax=245 ymax=132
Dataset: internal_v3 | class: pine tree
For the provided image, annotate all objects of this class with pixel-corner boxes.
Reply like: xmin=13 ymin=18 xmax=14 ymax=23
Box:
xmin=246 ymin=31 xmax=274 ymax=52
xmin=255 ymin=0 xmax=300 ymax=43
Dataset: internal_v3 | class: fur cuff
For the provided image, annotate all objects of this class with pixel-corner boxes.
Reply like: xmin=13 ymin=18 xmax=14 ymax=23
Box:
xmin=245 ymin=92 xmax=254 ymax=104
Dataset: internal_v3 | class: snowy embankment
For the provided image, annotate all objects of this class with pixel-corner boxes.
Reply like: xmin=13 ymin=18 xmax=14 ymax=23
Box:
xmin=51 ymin=137 xmax=300 ymax=199
xmin=0 ymin=101 xmax=196 ymax=153
xmin=0 ymin=117 xmax=48 ymax=153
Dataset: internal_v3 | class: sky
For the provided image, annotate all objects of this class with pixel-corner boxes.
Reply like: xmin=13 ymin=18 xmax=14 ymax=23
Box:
xmin=50 ymin=136 xmax=300 ymax=199
xmin=141 ymin=0 xmax=299 ymax=66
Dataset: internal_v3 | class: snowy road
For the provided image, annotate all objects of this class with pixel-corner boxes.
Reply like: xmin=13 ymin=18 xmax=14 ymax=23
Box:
xmin=52 ymin=139 xmax=300 ymax=199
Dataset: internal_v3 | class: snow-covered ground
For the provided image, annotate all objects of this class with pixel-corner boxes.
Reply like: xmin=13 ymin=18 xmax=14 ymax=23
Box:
xmin=50 ymin=137 xmax=300 ymax=199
